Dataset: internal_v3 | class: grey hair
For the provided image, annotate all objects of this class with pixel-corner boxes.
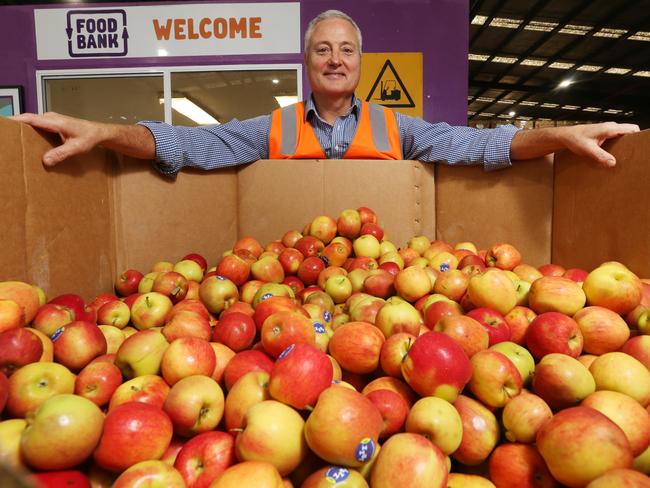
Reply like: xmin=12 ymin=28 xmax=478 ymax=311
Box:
xmin=304 ymin=10 xmax=363 ymax=53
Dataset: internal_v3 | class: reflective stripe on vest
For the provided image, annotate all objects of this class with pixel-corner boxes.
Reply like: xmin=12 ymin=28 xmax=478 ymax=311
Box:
xmin=268 ymin=100 xmax=402 ymax=160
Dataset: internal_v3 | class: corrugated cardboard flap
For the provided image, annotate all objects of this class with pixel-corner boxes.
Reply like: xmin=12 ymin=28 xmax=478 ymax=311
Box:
xmin=553 ymin=129 xmax=650 ymax=277
xmin=236 ymin=159 xmax=435 ymax=248
xmin=436 ymin=157 xmax=554 ymax=266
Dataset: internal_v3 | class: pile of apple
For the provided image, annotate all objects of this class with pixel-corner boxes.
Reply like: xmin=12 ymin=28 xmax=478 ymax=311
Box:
xmin=1 ymin=206 xmax=650 ymax=488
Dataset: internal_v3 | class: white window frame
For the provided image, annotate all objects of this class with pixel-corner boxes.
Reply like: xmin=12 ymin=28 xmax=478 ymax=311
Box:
xmin=36 ymin=63 xmax=303 ymax=123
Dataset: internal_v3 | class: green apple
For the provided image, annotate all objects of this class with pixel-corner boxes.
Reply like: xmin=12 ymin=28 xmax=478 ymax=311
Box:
xmin=21 ymin=393 xmax=104 ymax=470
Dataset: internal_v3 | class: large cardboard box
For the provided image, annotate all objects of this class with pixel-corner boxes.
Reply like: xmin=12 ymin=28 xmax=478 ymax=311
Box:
xmin=1 ymin=117 xmax=648 ymax=299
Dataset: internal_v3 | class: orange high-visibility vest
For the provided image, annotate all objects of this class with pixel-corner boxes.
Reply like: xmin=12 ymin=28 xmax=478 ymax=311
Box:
xmin=268 ymin=100 xmax=403 ymax=160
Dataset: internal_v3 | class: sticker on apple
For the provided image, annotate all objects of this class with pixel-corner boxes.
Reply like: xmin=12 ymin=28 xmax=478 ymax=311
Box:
xmin=278 ymin=343 xmax=295 ymax=360
xmin=355 ymin=437 xmax=376 ymax=463
xmin=325 ymin=467 xmax=350 ymax=483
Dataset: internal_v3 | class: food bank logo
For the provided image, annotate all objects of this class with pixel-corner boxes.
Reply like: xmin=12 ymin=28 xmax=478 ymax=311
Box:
xmin=66 ymin=10 xmax=128 ymax=57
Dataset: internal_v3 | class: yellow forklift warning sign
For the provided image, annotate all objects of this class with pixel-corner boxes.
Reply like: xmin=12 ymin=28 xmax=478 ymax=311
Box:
xmin=359 ymin=52 xmax=423 ymax=117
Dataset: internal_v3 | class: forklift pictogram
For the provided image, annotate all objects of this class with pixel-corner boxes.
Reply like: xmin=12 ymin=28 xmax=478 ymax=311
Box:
xmin=378 ymin=80 xmax=401 ymax=101
xmin=365 ymin=59 xmax=415 ymax=108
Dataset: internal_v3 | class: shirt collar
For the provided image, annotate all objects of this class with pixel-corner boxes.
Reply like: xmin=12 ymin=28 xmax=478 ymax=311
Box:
xmin=305 ymin=94 xmax=362 ymax=123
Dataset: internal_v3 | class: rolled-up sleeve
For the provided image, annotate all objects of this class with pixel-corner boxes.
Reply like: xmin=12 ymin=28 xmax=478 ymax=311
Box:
xmin=398 ymin=113 xmax=520 ymax=171
xmin=138 ymin=115 xmax=271 ymax=177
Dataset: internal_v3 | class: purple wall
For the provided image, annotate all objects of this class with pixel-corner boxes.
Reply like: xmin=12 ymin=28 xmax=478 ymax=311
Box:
xmin=0 ymin=0 xmax=468 ymax=125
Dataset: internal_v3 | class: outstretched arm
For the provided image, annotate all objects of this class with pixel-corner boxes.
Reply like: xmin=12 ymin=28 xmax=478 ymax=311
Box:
xmin=10 ymin=112 xmax=156 ymax=166
xmin=510 ymin=121 xmax=640 ymax=167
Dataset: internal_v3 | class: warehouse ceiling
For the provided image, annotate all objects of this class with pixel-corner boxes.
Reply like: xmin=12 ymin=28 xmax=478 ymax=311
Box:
xmin=4 ymin=0 xmax=650 ymax=128
xmin=469 ymin=0 xmax=650 ymax=128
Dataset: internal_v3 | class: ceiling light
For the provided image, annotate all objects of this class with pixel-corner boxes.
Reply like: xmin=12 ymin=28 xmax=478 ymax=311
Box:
xmin=476 ymin=97 xmax=495 ymax=102
xmin=490 ymin=17 xmax=522 ymax=29
xmin=629 ymin=31 xmax=650 ymax=41
xmin=471 ymin=15 xmax=488 ymax=25
xmin=605 ymin=67 xmax=631 ymax=75
xmin=496 ymin=99 xmax=516 ymax=104
xmin=498 ymin=114 xmax=512 ymax=118
xmin=549 ymin=62 xmax=575 ymax=70
xmin=492 ymin=56 xmax=518 ymax=64
xmin=541 ymin=103 xmax=559 ymax=108
xmin=560 ymin=24 xmax=592 ymax=35
xmin=481 ymin=112 xmax=495 ymax=117
xmin=520 ymin=58 xmax=546 ymax=66
xmin=524 ymin=21 xmax=558 ymax=32
xmin=468 ymin=53 xmax=490 ymax=61
xmin=159 ymin=98 xmax=219 ymax=125
xmin=582 ymin=107 xmax=601 ymax=112
xmin=519 ymin=101 xmax=538 ymax=106
xmin=593 ymin=28 xmax=627 ymax=38
xmin=274 ymin=96 xmax=298 ymax=108
xmin=558 ymin=79 xmax=573 ymax=88
xmin=576 ymin=65 xmax=603 ymax=72
xmin=603 ymin=109 xmax=622 ymax=114
xmin=272 ymin=79 xmax=280 ymax=84
xmin=562 ymin=105 xmax=580 ymax=110
xmin=157 ymin=49 xmax=168 ymax=56
xmin=467 ymin=111 xmax=476 ymax=115
xmin=633 ymin=71 xmax=650 ymax=77
xmin=508 ymin=111 xmax=516 ymax=116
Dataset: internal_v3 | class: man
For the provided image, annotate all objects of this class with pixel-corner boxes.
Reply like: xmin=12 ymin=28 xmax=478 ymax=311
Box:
xmin=12 ymin=10 xmax=639 ymax=174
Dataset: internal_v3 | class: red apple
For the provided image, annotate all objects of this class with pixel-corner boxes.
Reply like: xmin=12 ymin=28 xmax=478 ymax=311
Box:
xmin=216 ymin=254 xmax=251 ymax=286
xmin=452 ymin=394 xmax=500 ymax=466
xmin=528 ymin=276 xmax=586 ymax=316
xmin=526 ymin=312 xmax=583 ymax=360
xmin=52 ymin=321 xmax=107 ymax=372
xmin=32 ymin=303 xmax=75 ymax=337
xmin=212 ymin=312 xmax=256 ymax=352
xmin=223 ymin=349 xmax=274 ymax=391
xmin=573 ymin=305 xmax=630 ymax=355
xmin=297 ymin=256 xmax=326 ymax=286
xmin=379 ymin=332 xmax=416 ymax=377
xmin=620 ymin=335 xmax=650 ymax=370
xmin=308 ymin=215 xmax=337 ymax=244
xmin=504 ymin=306 xmax=537 ymax=345
xmin=49 ymin=293 xmax=96 ymax=323
xmin=466 ymin=307 xmax=511 ymax=346
xmin=468 ymin=349 xmax=523 ymax=408
xmin=532 ymin=353 xmax=596 ymax=410
xmin=432 ymin=314 xmax=489 ymax=358
xmin=174 ymin=431 xmax=236 ymax=488
xmin=182 ymin=252 xmax=208 ymax=273
xmin=365 ymin=388 xmax=409 ymax=438
xmin=536 ymin=406 xmax=634 ymax=487
xmin=501 ymin=391 xmax=553 ymax=444
xmin=294 ymin=236 xmax=325 ymax=258
xmin=115 ymin=269 xmax=144 ymax=297
xmin=130 ymin=292 xmax=174 ymax=330
xmin=0 ymin=281 xmax=41 ymax=325
xmin=233 ymin=236 xmax=264 ymax=259
xmin=328 ymin=321 xmax=385 ymax=375
xmin=0 ymin=328 xmax=43 ymax=377
xmin=269 ymin=343 xmax=333 ymax=410
xmin=538 ymin=263 xmax=566 ymax=277
xmin=94 ymin=401 xmax=174 ymax=472
xmin=209 ymin=460 xmax=283 ymax=487
xmin=488 ymin=443 xmax=558 ymax=488
xmin=0 ymin=299 xmax=24 ymax=333
xmin=74 ymin=360 xmax=123 ymax=407
xmin=336 ymin=208 xmax=362 ymax=239
xmin=163 ymin=310 xmax=212 ymax=342
xmin=108 ymin=374 xmax=170 ymax=411
xmin=401 ymin=331 xmax=472 ymax=403
xmin=164 ymin=375 xmax=225 ymax=437
xmin=485 ymin=243 xmax=521 ymax=271
xmin=161 ymin=337 xmax=216 ymax=386
xmin=304 ymin=385 xmax=383 ymax=467
xmin=370 ymin=433 xmax=447 ymax=488
xmin=112 ymin=460 xmax=185 ymax=487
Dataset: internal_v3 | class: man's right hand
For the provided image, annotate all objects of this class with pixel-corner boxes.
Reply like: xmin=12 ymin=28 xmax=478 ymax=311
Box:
xmin=11 ymin=112 xmax=107 ymax=166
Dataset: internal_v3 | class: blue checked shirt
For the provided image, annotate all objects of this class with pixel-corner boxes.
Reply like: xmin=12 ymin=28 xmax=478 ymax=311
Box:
xmin=140 ymin=95 xmax=519 ymax=178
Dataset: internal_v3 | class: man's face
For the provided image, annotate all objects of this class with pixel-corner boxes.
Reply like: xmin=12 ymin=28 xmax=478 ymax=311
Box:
xmin=305 ymin=18 xmax=361 ymax=100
